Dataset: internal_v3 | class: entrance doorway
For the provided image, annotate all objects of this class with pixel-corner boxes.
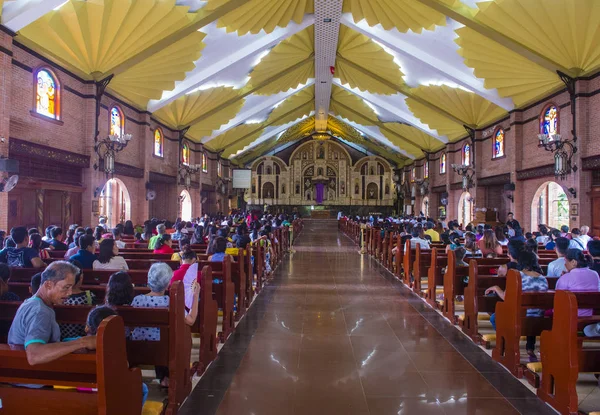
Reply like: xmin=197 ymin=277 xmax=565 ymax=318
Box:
xmin=531 ymin=181 xmax=569 ymax=230
xmin=99 ymin=178 xmax=131 ymax=228
xmin=180 ymin=190 xmax=192 ymax=221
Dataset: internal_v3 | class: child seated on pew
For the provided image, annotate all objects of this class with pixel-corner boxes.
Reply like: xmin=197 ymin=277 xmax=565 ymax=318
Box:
xmin=60 ymin=260 xmax=97 ymax=340
xmin=29 ymin=272 xmax=42 ymax=296
xmin=485 ymin=251 xmax=548 ymax=362
xmin=79 ymin=306 xmax=149 ymax=409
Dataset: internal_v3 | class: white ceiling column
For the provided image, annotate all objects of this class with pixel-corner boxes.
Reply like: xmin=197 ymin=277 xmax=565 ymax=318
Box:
xmin=201 ymin=81 xmax=314 ymax=144
xmin=340 ymin=14 xmax=514 ymax=111
xmin=333 ymin=79 xmax=447 ymax=144
xmin=314 ymin=0 xmax=343 ymax=132
xmin=2 ymin=0 xmax=68 ymax=32
xmin=148 ymin=16 xmax=314 ymax=112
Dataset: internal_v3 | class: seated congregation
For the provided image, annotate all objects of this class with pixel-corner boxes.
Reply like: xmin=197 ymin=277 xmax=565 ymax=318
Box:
xmin=0 ymin=214 xmax=301 ymax=415
xmin=341 ymin=214 xmax=600 ymax=415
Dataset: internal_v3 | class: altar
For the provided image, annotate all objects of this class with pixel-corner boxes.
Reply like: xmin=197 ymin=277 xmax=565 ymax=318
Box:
xmin=310 ymin=209 xmax=330 ymax=219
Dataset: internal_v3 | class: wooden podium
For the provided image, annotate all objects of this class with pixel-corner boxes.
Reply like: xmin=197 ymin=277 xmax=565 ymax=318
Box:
xmin=310 ymin=210 xmax=330 ymax=219
xmin=474 ymin=209 xmax=501 ymax=225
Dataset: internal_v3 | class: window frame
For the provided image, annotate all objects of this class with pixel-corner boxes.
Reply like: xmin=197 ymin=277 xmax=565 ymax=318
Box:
xmin=439 ymin=153 xmax=447 ymax=175
xmin=181 ymin=143 xmax=190 ymax=166
xmin=32 ymin=66 xmax=63 ymax=124
xmin=462 ymin=144 xmax=471 ymax=166
xmin=423 ymin=161 xmax=429 ymax=179
xmin=153 ymin=127 xmax=164 ymax=158
xmin=492 ymin=127 xmax=506 ymax=160
xmin=109 ymin=105 xmax=125 ymax=138
xmin=202 ymin=153 xmax=208 ymax=173
xmin=540 ymin=103 xmax=560 ymax=136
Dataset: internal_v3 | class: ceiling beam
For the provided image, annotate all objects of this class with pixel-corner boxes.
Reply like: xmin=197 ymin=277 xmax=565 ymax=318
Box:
xmin=330 ymin=116 xmax=408 ymax=163
xmin=215 ymin=102 xmax=314 ymax=153
xmin=415 ymin=0 xmax=577 ymax=77
xmin=148 ymin=16 xmax=315 ymax=112
xmin=2 ymin=0 xmax=68 ymax=32
xmin=331 ymin=98 xmax=429 ymax=155
xmin=340 ymin=15 xmax=514 ymax=111
xmin=336 ymin=54 xmax=474 ymax=127
xmin=333 ymin=79 xmax=447 ymax=144
xmin=181 ymin=54 xmax=314 ymax=128
xmin=201 ymin=81 xmax=314 ymax=144
xmin=232 ymin=123 xmax=297 ymax=161
xmin=101 ymin=0 xmax=253 ymax=78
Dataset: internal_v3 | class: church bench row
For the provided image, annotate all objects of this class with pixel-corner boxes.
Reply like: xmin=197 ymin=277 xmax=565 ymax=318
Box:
xmin=7 ymin=267 xmax=218 ymax=374
xmin=340 ymin=220 xmax=600 ymax=415
xmin=0 ymin=282 xmax=191 ymax=415
xmin=0 ymin=315 xmax=142 ymax=415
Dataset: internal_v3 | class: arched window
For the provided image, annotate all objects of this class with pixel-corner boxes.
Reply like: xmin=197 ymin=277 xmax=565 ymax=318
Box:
xmin=110 ymin=106 xmax=124 ymax=138
xmin=154 ymin=128 xmax=163 ymax=157
xmin=423 ymin=162 xmax=429 ymax=179
xmin=462 ymin=144 xmax=471 ymax=166
xmin=217 ymin=161 xmax=222 ymax=177
xmin=493 ymin=128 xmax=504 ymax=159
xmin=202 ymin=153 xmax=208 ymax=173
xmin=410 ymin=167 xmax=416 ymax=182
xmin=35 ymin=68 xmax=60 ymax=119
xmin=181 ymin=143 xmax=190 ymax=166
xmin=541 ymin=105 xmax=558 ymax=136
xmin=439 ymin=153 xmax=446 ymax=174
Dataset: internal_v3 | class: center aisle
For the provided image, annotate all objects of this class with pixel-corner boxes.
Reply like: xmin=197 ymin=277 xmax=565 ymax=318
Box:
xmin=181 ymin=220 xmax=554 ymax=415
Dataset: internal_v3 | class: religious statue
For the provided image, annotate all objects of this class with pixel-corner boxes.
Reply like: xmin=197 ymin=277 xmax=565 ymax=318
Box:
xmin=385 ymin=184 xmax=390 ymax=194
xmin=328 ymin=188 xmax=335 ymax=201
xmin=281 ymin=184 xmax=286 ymax=194
xmin=355 ymin=184 xmax=359 ymax=194
xmin=317 ymin=146 xmax=325 ymax=159
xmin=295 ymin=183 xmax=300 ymax=194
xmin=369 ymin=166 xmax=375 ymax=175
xmin=302 ymin=151 xmax=307 ymax=160
xmin=333 ymin=152 xmax=338 ymax=160
xmin=369 ymin=188 xmax=376 ymax=199
xmin=305 ymin=189 xmax=312 ymax=201
xmin=340 ymin=182 xmax=345 ymax=194
xmin=317 ymin=168 xmax=323 ymax=176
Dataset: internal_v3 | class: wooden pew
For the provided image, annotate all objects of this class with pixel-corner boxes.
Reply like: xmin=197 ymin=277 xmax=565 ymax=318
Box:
xmin=412 ymin=244 xmax=432 ymax=296
xmin=7 ymin=269 xmax=220 ymax=373
xmin=198 ymin=257 xmax=235 ymax=342
xmin=462 ymin=258 xmax=554 ymax=342
xmin=426 ymin=248 xmax=447 ymax=308
xmin=537 ymin=290 xmax=600 ymax=415
xmin=0 ymin=282 xmax=192 ymax=415
xmin=0 ymin=315 xmax=143 ymax=415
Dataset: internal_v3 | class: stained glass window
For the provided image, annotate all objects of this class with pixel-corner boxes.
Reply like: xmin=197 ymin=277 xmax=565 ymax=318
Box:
xmin=182 ymin=144 xmax=190 ymax=166
xmin=36 ymin=69 xmax=59 ymax=119
xmin=440 ymin=153 xmax=446 ymax=174
xmin=110 ymin=106 xmax=124 ymax=137
xmin=202 ymin=153 xmax=208 ymax=173
xmin=493 ymin=129 xmax=505 ymax=158
xmin=410 ymin=167 xmax=415 ymax=182
xmin=542 ymin=105 xmax=558 ymax=136
xmin=424 ymin=162 xmax=429 ymax=179
xmin=463 ymin=144 xmax=471 ymax=166
xmin=217 ymin=161 xmax=222 ymax=177
xmin=154 ymin=128 xmax=163 ymax=157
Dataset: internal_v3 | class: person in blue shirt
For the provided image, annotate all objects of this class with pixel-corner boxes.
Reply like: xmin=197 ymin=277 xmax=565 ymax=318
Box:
xmin=69 ymin=235 xmax=97 ymax=269
xmin=0 ymin=226 xmax=46 ymax=268
xmin=48 ymin=227 xmax=68 ymax=251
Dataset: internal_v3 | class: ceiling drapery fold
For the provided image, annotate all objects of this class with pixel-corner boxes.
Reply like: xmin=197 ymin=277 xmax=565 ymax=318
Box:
xmin=249 ymin=25 xmax=314 ymax=95
xmin=204 ymin=0 xmax=313 ymax=35
xmin=336 ymin=26 xmax=403 ymax=95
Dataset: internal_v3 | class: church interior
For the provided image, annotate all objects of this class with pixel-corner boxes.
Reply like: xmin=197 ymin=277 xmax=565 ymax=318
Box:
xmin=2 ymin=1 xmax=600 ymax=414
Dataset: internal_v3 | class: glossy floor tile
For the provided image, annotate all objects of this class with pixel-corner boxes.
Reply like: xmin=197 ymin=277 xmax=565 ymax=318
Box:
xmin=180 ymin=220 xmax=554 ymax=415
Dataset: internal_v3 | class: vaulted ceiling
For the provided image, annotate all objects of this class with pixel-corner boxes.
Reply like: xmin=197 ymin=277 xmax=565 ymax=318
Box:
xmin=3 ymin=0 xmax=599 ymax=167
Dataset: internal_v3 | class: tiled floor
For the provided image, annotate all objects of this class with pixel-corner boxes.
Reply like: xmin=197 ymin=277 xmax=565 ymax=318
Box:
xmin=180 ymin=220 xmax=556 ymax=415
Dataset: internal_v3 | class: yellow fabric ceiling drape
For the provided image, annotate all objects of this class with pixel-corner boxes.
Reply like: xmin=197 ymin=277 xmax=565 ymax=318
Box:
xmin=204 ymin=0 xmax=314 ymax=35
xmin=250 ymin=25 xmax=314 ymax=95
xmin=336 ymin=26 xmax=404 ymax=95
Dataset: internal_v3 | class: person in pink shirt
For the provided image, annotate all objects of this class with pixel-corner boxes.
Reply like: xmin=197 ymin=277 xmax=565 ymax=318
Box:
xmin=555 ymin=249 xmax=600 ymax=316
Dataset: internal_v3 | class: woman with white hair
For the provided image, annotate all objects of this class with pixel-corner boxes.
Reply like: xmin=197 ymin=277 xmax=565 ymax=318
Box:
xmin=130 ymin=262 xmax=172 ymax=341
xmin=131 ymin=262 xmax=172 ymax=388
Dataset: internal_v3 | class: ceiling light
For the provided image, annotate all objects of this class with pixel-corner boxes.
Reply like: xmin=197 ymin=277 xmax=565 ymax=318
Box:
xmin=323 ymin=18 xmax=332 ymax=22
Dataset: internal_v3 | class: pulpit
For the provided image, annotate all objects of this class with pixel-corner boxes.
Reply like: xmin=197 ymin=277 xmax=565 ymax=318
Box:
xmin=474 ymin=208 xmax=501 ymax=225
